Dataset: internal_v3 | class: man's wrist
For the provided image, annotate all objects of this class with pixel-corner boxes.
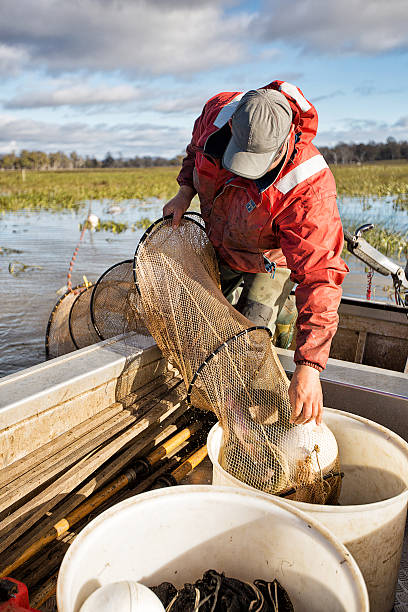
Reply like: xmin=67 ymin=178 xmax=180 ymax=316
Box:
xmin=294 ymin=360 xmax=323 ymax=373
xmin=178 ymin=185 xmax=196 ymax=201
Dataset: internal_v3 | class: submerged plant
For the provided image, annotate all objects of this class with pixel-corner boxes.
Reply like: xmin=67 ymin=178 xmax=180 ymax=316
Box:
xmin=342 ymin=225 xmax=408 ymax=260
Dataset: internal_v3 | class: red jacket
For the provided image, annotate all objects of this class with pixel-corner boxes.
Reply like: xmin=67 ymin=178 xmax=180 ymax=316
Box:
xmin=177 ymin=80 xmax=348 ymax=369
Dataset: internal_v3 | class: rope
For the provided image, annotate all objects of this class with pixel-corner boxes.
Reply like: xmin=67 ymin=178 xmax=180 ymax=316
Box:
xmin=67 ymin=224 xmax=87 ymax=292
xmin=366 ymin=269 xmax=374 ymax=301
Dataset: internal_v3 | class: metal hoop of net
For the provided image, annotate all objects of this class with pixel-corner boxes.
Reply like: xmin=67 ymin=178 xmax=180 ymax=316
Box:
xmin=134 ymin=216 xmax=342 ymax=503
xmin=68 ymin=284 xmax=100 ymax=349
xmin=90 ymin=260 xmax=148 ymax=341
xmin=45 ymin=285 xmax=87 ymax=359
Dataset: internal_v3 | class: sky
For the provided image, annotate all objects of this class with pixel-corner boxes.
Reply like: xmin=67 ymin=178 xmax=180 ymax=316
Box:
xmin=0 ymin=0 xmax=407 ymax=159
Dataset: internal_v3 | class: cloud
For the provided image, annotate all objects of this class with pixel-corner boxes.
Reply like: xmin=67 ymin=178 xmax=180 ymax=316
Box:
xmin=152 ymin=94 xmax=210 ymax=114
xmin=0 ymin=0 xmax=252 ymax=77
xmin=311 ymin=90 xmax=344 ymax=103
xmin=257 ymin=0 xmax=408 ymax=54
xmin=257 ymin=47 xmax=282 ymax=61
xmin=354 ymin=83 xmax=376 ymax=96
xmin=0 ymin=115 xmax=191 ymax=157
xmin=0 ymin=44 xmax=28 ymax=76
xmin=394 ymin=116 xmax=408 ymax=128
xmin=5 ymin=84 xmax=142 ymax=109
xmin=315 ymin=115 xmax=408 ymax=146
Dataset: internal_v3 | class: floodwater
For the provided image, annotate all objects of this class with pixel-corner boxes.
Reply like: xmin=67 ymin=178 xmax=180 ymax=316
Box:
xmin=0 ymin=195 xmax=406 ymax=379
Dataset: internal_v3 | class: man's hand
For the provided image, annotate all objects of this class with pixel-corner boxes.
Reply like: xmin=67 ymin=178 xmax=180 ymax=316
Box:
xmin=288 ymin=364 xmax=323 ymax=426
xmin=163 ymin=185 xmax=195 ymax=228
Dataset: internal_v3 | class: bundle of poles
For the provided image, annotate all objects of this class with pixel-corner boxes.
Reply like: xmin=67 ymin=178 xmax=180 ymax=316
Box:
xmin=0 ymin=372 xmax=214 ymax=610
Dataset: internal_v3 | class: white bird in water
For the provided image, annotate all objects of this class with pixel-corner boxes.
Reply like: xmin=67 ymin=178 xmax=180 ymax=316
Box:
xmin=87 ymin=213 xmax=100 ymax=228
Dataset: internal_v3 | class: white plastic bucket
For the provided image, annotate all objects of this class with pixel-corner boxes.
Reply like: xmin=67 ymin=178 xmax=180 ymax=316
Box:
xmin=57 ymin=485 xmax=368 ymax=612
xmin=208 ymin=408 xmax=408 ymax=612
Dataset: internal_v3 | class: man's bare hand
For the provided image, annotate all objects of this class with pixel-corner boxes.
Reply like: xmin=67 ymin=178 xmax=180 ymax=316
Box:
xmin=163 ymin=186 xmax=195 ymax=228
xmin=288 ymin=364 xmax=323 ymax=426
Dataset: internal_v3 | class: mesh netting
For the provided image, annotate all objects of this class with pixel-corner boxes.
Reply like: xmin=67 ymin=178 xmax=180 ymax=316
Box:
xmin=90 ymin=260 xmax=148 ymax=340
xmin=134 ymin=217 xmax=341 ymax=503
xmin=45 ymin=285 xmax=87 ymax=359
xmin=68 ymin=284 xmax=100 ymax=349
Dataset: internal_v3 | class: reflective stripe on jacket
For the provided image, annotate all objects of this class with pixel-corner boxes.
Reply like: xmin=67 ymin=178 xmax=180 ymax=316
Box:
xmin=177 ymin=80 xmax=349 ymax=369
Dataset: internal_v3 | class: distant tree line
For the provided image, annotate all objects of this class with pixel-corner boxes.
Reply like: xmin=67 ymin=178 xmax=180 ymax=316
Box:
xmin=0 ymin=150 xmax=184 ymax=170
xmin=319 ymin=137 xmax=408 ymax=164
xmin=1 ymin=138 xmax=408 ymax=170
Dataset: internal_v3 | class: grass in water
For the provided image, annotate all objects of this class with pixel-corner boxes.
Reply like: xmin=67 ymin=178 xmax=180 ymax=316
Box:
xmin=1 ymin=164 xmax=407 ymax=259
xmin=0 ymin=167 xmax=180 ymax=212
xmin=342 ymin=226 xmax=408 ymax=261
xmin=332 ymin=163 xmax=408 ymax=209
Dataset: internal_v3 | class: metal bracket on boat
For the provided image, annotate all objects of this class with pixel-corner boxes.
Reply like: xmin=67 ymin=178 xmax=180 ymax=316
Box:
xmin=344 ymin=224 xmax=408 ymax=289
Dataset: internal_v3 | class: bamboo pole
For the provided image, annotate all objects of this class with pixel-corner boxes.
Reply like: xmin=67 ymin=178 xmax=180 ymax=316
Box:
xmin=21 ymin=458 xmax=185 ymax=605
xmin=152 ymin=444 xmax=208 ymax=489
xmin=0 ymin=403 xmax=123 ymax=490
xmin=0 ymin=387 xmax=187 ymax=553
xmin=0 ymin=406 xmax=189 ymax=570
xmin=29 ymin=572 xmax=58 ymax=610
xmin=171 ymin=445 xmax=208 ymax=483
xmin=0 ymin=372 xmax=177 ymax=492
xmin=0 ymin=423 xmax=201 ymax=577
xmin=0 ymin=411 xmax=136 ymax=514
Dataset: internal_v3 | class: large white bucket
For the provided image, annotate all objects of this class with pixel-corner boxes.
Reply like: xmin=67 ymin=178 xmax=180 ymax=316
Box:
xmin=57 ymin=485 xmax=368 ymax=612
xmin=208 ymin=408 xmax=408 ymax=612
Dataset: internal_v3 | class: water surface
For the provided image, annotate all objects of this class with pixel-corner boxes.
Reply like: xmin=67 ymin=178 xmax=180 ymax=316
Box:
xmin=0 ymin=196 xmax=406 ymax=378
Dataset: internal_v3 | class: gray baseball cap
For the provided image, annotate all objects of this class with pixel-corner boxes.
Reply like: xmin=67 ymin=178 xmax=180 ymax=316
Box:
xmin=223 ymin=89 xmax=293 ymax=179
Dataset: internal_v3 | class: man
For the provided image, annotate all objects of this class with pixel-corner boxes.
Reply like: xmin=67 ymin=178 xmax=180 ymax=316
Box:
xmin=163 ymin=80 xmax=348 ymax=426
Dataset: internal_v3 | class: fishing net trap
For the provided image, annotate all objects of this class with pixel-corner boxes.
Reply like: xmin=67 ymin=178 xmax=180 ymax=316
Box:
xmin=68 ymin=283 xmax=100 ymax=349
xmin=45 ymin=284 xmax=89 ymax=359
xmin=90 ymin=259 xmax=148 ymax=340
xmin=133 ymin=215 xmax=342 ymax=503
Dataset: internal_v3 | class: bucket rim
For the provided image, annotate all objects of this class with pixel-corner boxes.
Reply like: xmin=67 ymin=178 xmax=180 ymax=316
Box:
xmin=207 ymin=411 xmax=408 ymax=513
xmin=57 ymin=484 xmax=368 ymax=612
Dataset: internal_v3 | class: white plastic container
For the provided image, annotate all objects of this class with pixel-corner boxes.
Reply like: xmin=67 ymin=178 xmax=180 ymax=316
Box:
xmin=208 ymin=408 xmax=408 ymax=612
xmin=57 ymin=485 xmax=368 ymax=612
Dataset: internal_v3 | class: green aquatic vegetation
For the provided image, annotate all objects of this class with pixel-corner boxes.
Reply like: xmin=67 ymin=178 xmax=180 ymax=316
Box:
xmin=8 ymin=261 xmax=44 ymax=275
xmin=93 ymin=220 xmax=129 ymax=234
xmin=1 ymin=166 xmax=406 ymax=263
xmin=2 ymin=164 xmax=407 ymax=211
xmin=134 ymin=217 xmax=154 ymax=230
xmin=80 ymin=216 xmax=154 ymax=234
xmin=0 ymin=167 xmax=180 ymax=212
xmin=343 ymin=225 xmax=408 ymax=261
xmin=0 ymin=246 xmax=23 ymax=255
xmin=332 ymin=163 xmax=408 ymax=204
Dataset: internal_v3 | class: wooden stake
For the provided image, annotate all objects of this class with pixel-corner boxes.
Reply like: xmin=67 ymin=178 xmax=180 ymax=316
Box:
xmin=0 ymin=403 xmax=123 ymax=490
xmin=0 ymin=373 xmax=175 ymax=491
xmin=0 ymin=387 xmax=187 ymax=553
xmin=29 ymin=572 xmax=58 ymax=609
xmin=1 ymin=407 xmax=187 ymax=571
xmin=0 ymin=423 xmax=200 ymax=577
xmin=0 ymin=411 xmax=136 ymax=514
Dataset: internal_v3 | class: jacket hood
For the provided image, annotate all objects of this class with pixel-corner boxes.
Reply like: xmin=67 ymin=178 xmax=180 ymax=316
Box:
xmin=262 ymin=80 xmax=318 ymax=147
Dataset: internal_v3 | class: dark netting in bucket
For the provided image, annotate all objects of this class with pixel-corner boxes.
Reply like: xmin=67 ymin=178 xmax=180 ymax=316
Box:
xmin=68 ymin=284 xmax=100 ymax=349
xmin=152 ymin=570 xmax=294 ymax=611
xmin=90 ymin=259 xmax=148 ymax=340
xmin=134 ymin=216 xmax=342 ymax=503
xmin=45 ymin=285 xmax=87 ymax=359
